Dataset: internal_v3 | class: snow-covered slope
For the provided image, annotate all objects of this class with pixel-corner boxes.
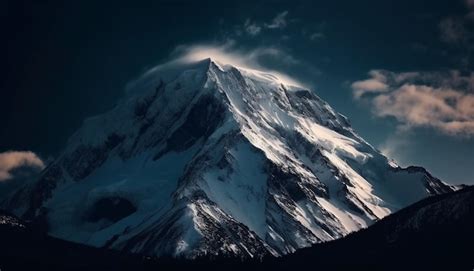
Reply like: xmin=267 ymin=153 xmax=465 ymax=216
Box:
xmin=2 ymin=58 xmax=454 ymax=258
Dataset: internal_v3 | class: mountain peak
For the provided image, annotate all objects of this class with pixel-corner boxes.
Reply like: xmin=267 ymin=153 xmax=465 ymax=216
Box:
xmin=2 ymin=58 xmax=455 ymax=258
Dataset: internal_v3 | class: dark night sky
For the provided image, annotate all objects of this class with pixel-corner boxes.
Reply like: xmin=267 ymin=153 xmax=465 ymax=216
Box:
xmin=2 ymin=0 xmax=474 ymax=185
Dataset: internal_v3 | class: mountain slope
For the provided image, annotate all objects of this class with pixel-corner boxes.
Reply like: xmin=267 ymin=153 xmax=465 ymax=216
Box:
xmin=1 ymin=58 xmax=454 ymax=258
xmin=2 ymin=187 xmax=472 ymax=270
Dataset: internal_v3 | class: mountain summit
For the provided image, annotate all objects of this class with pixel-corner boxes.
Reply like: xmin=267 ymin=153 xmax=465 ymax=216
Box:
xmin=2 ymin=58 xmax=454 ymax=258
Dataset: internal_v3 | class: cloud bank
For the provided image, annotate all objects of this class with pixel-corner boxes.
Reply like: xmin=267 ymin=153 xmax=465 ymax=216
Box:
xmin=352 ymin=70 xmax=474 ymax=136
xmin=0 ymin=151 xmax=45 ymax=181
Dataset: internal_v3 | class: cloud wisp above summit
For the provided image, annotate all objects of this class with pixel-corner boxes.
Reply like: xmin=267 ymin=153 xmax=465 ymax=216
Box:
xmin=134 ymin=43 xmax=307 ymax=88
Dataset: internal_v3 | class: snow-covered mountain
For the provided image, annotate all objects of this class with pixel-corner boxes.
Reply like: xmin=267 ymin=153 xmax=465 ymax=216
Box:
xmin=2 ymin=58 xmax=454 ymax=258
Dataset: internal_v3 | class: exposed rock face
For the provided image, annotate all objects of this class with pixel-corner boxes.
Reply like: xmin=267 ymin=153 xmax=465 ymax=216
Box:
xmin=1 ymin=58 xmax=455 ymax=258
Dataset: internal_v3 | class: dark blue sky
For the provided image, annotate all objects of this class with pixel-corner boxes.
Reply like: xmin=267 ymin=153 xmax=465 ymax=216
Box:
xmin=2 ymin=0 xmax=473 ymax=184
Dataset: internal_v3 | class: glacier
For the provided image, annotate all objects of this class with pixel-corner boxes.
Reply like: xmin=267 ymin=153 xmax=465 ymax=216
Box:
xmin=1 ymin=58 xmax=454 ymax=258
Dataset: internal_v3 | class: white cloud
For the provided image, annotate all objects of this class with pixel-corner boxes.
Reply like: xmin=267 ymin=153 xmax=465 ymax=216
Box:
xmin=265 ymin=11 xmax=289 ymax=29
xmin=373 ymin=85 xmax=474 ymax=135
xmin=0 ymin=151 xmax=45 ymax=181
xmin=353 ymin=70 xmax=474 ymax=137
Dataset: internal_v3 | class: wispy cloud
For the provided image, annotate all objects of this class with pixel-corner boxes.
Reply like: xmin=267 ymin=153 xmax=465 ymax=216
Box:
xmin=265 ymin=11 xmax=289 ymax=29
xmin=439 ymin=17 xmax=467 ymax=44
xmin=305 ymin=21 xmax=327 ymax=42
xmin=378 ymin=130 xmax=412 ymax=166
xmin=244 ymin=19 xmax=262 ymax=36
xmin=137 ymin=42 xmax=308 ymax=88
xmin=467 ymin=0 xmax=474 ymax=8
xmin=439 ymin=0 xmax=474 ymax=44
xmin=239 ymin=11 xmax=290 ymax=37
xmin=466 ymin=0 xmax=474 ymax=20
xmin=239 ymin=11 xmax=325 ymax=43
xmin=352 ymin=70 xmax=474 ymax=136
xmin=437 ymin=1 xmax=474 ymax=66
xmin=0 ymin=151 xmax=45 ymax=182
xmin=175 ymin=43 xmax=299 ymax=66
xmin=309 ymin=32 xmax=325 ymax=41
xmin=351 ymin=70 xmax=389 ymax=98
